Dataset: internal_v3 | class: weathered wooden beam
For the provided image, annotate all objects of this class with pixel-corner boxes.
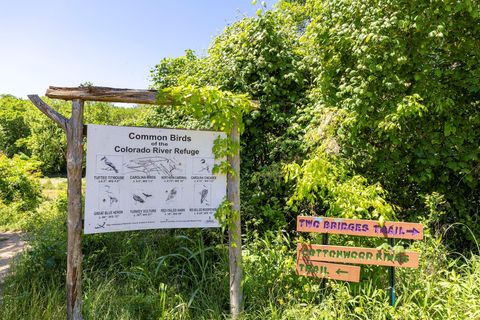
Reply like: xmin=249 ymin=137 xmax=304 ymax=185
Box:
xmin=45 ymin=86 xmax=259 ymax=106
xmin=27 ymin=95 xmax=68 ymax=131
xmin=227 ymin=120 xmax=243 ymax=318
xmin=66 ymin=99 xmax=84 ymax=320
xmin=46 ymin=86 xmax=171 ymax=105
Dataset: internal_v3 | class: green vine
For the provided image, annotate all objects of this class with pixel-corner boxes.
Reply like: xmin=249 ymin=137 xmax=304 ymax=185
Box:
xmin=156 ymin=85 xmax=256 ymax=231
xmin=157 ymin=85 xmax=254 ymax=133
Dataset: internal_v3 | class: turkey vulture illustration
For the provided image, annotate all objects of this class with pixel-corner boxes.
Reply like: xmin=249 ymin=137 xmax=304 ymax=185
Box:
xmin=132 ymin=194 xmax=145 ymax=204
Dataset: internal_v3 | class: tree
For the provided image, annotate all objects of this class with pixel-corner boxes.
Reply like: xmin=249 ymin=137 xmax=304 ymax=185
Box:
xmin=0 ymin=95 xmax=31 ymax=157
xmin=298 ymin=0 xmax=480 ymax=245
xmin=151 ymin=10 xmax=309 ymax=233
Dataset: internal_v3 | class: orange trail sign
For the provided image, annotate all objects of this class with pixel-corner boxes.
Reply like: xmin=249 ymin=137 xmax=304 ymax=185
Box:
xmin=297 ymin=216 xmax=423 ymax=240
xmin=296 ymin=259 xmax=361 ymax=282
xmin=298 ymin=244 xmax=420 ymax=268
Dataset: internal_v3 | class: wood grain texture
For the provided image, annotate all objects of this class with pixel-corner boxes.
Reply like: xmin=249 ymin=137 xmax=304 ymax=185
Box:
xmin=297 ymin=244 xmax=420 ymax=268
xmin=297 ymin=216 xmax=423 ymax=240
xmin=27 ymin=95 xmax=68 ymax=131
xmin=66 ymin=99 xmax=84 ymax=320
xmin=227 ymin=121 xmax=243 ymax=319
xmin=45 ymin=86 xmax=171 ymax=105
xmin=45 ymin=86 xmax=259 ymax=106
xmin=296 ymin=259 xmax=361 ymax=282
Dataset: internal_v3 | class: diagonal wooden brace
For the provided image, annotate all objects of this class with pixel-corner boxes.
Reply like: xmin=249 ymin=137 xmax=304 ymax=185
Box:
xmin=27 ymin=95 xmax=68 ymax=132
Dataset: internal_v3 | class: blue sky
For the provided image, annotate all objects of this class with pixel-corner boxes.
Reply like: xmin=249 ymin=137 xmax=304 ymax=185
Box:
xmin=0 ymin=1 xmax=271 ymax=98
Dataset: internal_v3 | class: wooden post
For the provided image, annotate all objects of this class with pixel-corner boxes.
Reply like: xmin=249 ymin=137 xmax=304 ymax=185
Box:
xmin=66 ymin=99 xmax=84 ymax=320
xmin=28 ymin=95 xmax=85 ymax=319
xmin=388 ymin=238 xmax=396 ymax=307
xmin=227 ymin=120 xmax=243 ymax=318
xmin=320 ymin=233 xmax=329 ymax=295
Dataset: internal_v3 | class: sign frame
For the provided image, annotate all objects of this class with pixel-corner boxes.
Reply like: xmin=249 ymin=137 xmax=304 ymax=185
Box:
xmin=84 ymin=124 xmax=227 ymax=234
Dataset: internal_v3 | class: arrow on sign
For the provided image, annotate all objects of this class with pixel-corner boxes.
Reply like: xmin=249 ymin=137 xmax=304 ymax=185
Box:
xmin=406 ymin=228 xmax=420 ymax=236
xmin=336 ymin=268 xmax=348 ymax=275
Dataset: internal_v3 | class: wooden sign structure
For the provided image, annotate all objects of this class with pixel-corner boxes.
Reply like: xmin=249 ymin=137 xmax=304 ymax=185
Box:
xmin=83 ymin=124 xmax=227 ymax=234
xmin=296 ymin=260 xmax=361 ymax=282
xmin=296 ymin=216 xmax=423 ymax=305
xmin=297 ymin=244 xmax=420 ymax=268
xmin=297 ymin=216 xmax=423 ymax=240
xmin=28 ymin=86 xmax=244 ymax=320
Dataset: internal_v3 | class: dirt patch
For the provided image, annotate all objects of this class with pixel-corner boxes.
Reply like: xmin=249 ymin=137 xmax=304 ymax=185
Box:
xmin=0 ymin=232 xmax=25 ymax=286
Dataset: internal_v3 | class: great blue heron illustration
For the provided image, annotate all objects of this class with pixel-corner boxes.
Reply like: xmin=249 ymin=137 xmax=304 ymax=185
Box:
xmin=100 ymin=185 xmax=119 ymax=208
xmin=108 ymin=195 xmax=118 ymax=205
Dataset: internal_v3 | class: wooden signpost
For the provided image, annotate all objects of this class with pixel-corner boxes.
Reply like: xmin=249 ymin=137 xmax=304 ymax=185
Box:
xmin=296 ymin=260 xmax=361 ymax=282
xmin=296 ymin=216 xmax=423 ymax=306
xmin=297 ymin=216 xmax=423 ymax=240
xmin=297 ymin=244 xmax=420 ymax=268
xmin=29 ymin=86 xmax=245 ymax=320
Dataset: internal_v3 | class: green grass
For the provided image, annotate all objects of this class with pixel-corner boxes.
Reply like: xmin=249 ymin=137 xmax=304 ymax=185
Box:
xmin=1 ymin=179 xmax=479 ymax=319
xmin=40 ymin=177 xmax=67 ymax=200
xmin=0 ymin=176 xmax=66 ymax=231
xmin=0 ymin=201 xmax=29 ymax=231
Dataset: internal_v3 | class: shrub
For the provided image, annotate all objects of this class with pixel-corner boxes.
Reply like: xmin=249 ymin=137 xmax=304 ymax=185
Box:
xmin=0 ymin=154 xmax=42 ymax=229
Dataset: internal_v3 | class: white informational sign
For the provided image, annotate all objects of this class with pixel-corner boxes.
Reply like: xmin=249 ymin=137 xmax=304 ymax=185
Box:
xmin=84 ymin=124 xmax=226 ymax=234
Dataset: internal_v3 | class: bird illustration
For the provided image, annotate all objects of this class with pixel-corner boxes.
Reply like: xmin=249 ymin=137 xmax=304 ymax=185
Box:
xmin=165 ymin=188 xmax=177 ymax=202
xmin=133 ymin=194 xmax=145 ymax=204
xmin=200 ymin=186 xmax=209 ymax=204
xmin=95 ymin=222 xmax=106 ymax=229
xmin=101 ymin=156 xmax=119 ymax=173
xmin=108 ymin=195 xmax=118 ymax=206
xmin=199 ymin=159 xmax=210 ymax=173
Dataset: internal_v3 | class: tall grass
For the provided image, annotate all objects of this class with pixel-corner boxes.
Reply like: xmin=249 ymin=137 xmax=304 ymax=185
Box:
xmin=1 ymin=192 xmax=479 ymax=319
